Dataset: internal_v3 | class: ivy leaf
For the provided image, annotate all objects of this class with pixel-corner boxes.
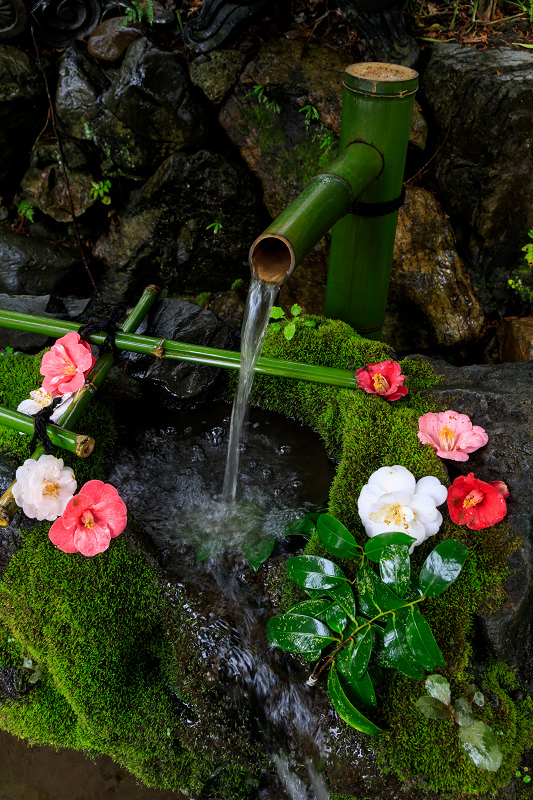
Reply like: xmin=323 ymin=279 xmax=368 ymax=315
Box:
xmin=419 ymin=539 xmax=468 ymax=597
xmin=405 ymin=605 xmax=445 ymax=670
xmin=327 ymin=663 xmax=382 ymax=735
xmin=287 ymin=556 xmax=346 ymax=591
xmin=267 ymin=614 xmax=337 ymax=653
xmin=424 ymin=674 xmax=451 ymax=706
xmin=377 ymin=608 xmax=424 ymax=679
xmin=327 ymin=581 xmax=356 ymax=622
xmin=458 ymin=720 xmax=503 ymax=772
xmin=364 ymin=532 xmax=417 ymax=563
xmin=415 ymin=696 xmax=452 ymax=719
xmin=242 ymin=537 xmax=275 ymax=571
xmin=270 ymin=306 xmax=285 ymax=319
xmin=340 ymin=669 xmax=377 ymax=709
xmin=379 ymin=544 xmax=410 ymax=597
xmin=317 ymin=514 xmax=359 ymax=559
xmin=337 ymin=617 xmax=372 ymax=682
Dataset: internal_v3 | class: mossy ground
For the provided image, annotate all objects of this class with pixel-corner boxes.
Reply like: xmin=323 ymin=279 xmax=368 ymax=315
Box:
xmin=0 ymin=351 xmax=261 ymax=796
xmin=252 ymin=317 xmax=532 ymax=798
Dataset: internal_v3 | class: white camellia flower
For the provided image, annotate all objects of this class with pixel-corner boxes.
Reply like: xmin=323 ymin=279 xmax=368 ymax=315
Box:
xmin=12 ymin=454 xmax=77 ymax=521
xmin=17 ymin=388 xmax=74 ymax=423
xmin=357 ymin=465 xmax=448 ymax=553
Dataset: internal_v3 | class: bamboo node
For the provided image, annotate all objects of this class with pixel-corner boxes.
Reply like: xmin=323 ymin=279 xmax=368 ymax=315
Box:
xmin=151 ymin=338 xmax=166 ymax=359
xmin=75 ymin=435 xmax=96 ymax=459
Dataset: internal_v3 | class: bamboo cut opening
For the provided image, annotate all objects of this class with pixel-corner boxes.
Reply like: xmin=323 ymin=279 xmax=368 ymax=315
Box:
xmin=249 ymin=234 xmax=295 ymax=286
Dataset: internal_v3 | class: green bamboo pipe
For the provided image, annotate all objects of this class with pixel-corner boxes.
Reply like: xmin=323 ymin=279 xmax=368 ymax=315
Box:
xmin=0 ymin=307 xmax=359 ymax=389
xmin=325 ymin=63 xmax=418 ymax=340
xmin=0 ymin=405 xmax=95 ymax=457
xmin=249 ymin=142 xmax=384 ymax=286
xmin=0 ymin=285 xmax=159 ymax=527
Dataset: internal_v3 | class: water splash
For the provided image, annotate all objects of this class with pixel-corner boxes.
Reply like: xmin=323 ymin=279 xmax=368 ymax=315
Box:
xmin=223 ymin=279 xmax=278 ymax=503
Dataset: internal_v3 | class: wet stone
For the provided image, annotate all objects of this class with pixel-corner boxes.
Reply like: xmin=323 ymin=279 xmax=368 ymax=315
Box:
xmin=498 ymin=317 xmax=533 ymax=363
xmin=0 ymin=293 xmax=90 ymax=351
xmin=0 ymin=232 xmax=87 ymax=297
xmin=87 ymin=17 xmax=144 ymax=62
xmin=209 ymin=290 xmax=246 ymax=328
xmin=190 ymin=50 xmax=245 ymax=104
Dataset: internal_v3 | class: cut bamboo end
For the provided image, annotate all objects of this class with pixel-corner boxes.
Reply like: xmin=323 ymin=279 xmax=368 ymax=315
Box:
xmin=0 ymin=491 xmax=17 ymax=528
xmin=249 ymin=233 xmax=295 ymax=286
xmin=75 ymin=435 xmax=96 ymax=458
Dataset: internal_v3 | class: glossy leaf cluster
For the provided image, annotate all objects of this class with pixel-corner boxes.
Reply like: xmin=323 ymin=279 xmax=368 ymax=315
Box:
xmin=267 ymin=514 xmax=467 ymax=736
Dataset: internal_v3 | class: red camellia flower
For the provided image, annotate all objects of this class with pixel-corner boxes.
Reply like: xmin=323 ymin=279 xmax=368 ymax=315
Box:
xmin=447 ymin=473 xmax=508 ymax=530
xmin=48 ymin=480 xmax=127 ymax=556
xmin=41 ymin=331 xmax=95 ymax=396
xmin=355 ymin=360 xmax=409 ymax=402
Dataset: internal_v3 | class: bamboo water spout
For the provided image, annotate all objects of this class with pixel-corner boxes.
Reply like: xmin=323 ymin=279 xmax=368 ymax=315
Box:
xmin=249 ymin=62 xmax=418 ymax=341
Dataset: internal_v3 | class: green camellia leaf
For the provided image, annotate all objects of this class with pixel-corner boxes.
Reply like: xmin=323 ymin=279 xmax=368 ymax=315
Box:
xmin=405 ymin=605 xmax=445 ymax=670
xmin=327 ymin=663 xmax=382 ymax=735
xmin=415 ymin=695 xmax=452 ymax=719
xmin=267 ymin=614 xmax=337 ymax=653
xmin=322 ymin=603 xmax=347 ymax=635
xmin=419 ymin=539 xmax=468 ymax=597
xmin=364 ymin=532 xmax=417 ymax=563
xmin=340 ymin=669 xmax=377 ymax=709
xmin=317 ymin=514 xmax=359 ymax=559
xmin=424 ymin=674 xmax=451 ymax=706
xmin=328 ymin=581 xmax=356 ymax=622
xmin=358 ymin=563 xmax=404 ymax=618
xmin=458 ymin=720 xmax=503 ymax=772
xmin=289 ymin=599 xmax=333 ymax=619
xmin=242 ymin=536 xmax=276 ymax=571
xmin=287 ymin=556 xmax=346 ymax=591
xmin=377 ymin=608 xmax=424 ymax=679
xmin=379 ymin=544 xmax=410 ymax=597
xmin=337 ymin=617 xmax=372 ymax=683
xmin=454 ymin=697 xmax=474 ymax=727
xmin=285 ymin=516 xmax=316 ymax=538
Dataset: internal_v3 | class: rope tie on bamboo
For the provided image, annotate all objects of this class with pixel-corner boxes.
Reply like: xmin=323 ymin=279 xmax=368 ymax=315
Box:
xmin=29 ymin=397 xmax=63 ymax=454
xmin=349 ymin=186 xmax=405 ymax=217
xmin=78 ymin=304 xmax=127 ymax=358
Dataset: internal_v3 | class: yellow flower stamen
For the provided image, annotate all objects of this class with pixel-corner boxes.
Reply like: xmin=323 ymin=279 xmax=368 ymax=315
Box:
xmin=43 ymin=482 xmax=60 ymax=498
xmin=63 ymin=358 xmax=76 ymax=376
xmin=372 ymin=373 xmax=390 ymax=393
xmin=438 ymin=424 xmax=456 ymax=451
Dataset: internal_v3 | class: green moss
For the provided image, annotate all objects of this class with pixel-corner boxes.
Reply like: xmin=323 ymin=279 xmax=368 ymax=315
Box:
xmin=252 ymin=317 xmax=527 ymax=797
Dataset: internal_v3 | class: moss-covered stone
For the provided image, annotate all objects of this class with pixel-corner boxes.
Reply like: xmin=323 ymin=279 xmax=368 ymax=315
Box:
xmin=252 ymin=317 xmax=529 ymax=798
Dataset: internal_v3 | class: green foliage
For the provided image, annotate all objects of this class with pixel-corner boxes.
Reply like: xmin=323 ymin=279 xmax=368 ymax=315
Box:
xmin=267 ymin=515 xmax=465 ymax=737
xmin=195 ymin=291 xmax=212 ymax=309
xmin=231 ymin=278 xmax=245 ymax=292
xmin=206 ymin=220 xmax=223 ymax=235
xmin=299 ymin=104 xmax=320 ymax=127
xmin=244 ymin=84 xmax=281 ymax=113
xmin=122 ymin=0 xmax=154 ymax=25
xmin=270 ymin=304 xmax=317 ymax=341
xmin=90 ymin=179 xmax=112 ymax=206
xmin=508 ymin=228 xmax=533 ymax=303
xmin=13 ymin=195 xmax=34 ymax=223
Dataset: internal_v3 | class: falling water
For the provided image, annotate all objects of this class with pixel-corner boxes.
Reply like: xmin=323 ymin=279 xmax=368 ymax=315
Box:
xmin=223 ymin=279 xmax=278 ymax=503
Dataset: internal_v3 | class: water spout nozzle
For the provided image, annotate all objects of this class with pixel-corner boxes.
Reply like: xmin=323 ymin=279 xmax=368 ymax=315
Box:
xmin=249 ymin=233 xmax=295 ymax=287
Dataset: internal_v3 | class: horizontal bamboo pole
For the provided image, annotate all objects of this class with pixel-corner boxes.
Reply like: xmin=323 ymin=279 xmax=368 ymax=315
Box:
xmin=0 ymin=308 xmax=358 ymax=390
xmin=0 ymin=405 xmax=95 ymax=457
xmin=0 ymin=285 xmax=160 ymax=528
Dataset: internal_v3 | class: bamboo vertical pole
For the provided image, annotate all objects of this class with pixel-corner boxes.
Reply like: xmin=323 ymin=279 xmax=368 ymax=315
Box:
xmin=324 ymin=63 xmax=418 ymax=340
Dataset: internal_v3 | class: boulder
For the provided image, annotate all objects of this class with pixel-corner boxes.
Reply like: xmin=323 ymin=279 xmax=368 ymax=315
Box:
xmin=0 ymin=44 xmax=47 ymax=191
xmin=93 ymin=150 xmax=264 ymax=302
xmin=56 ymin=39 xmax=210 ymax=175
xmin=126 ymin=298 xmax=238 ymax=401
xmin=209 ymin=289 xmax=246 ymax=328
xmin=20 ymin=142 xmax=94 ymax=223
xmin=0 ymin=293 xmax=90 ymax=351
xmin=190 ymin=50 xmax=246 ymax=105
xmin=422 ymin=43 xmax=533 ymax=315
xmin=382 ymin=186 xmax=484 ymax=352
xmin=423 ymin=357 xmax=533 ymax=668
xmin=0 ymin=232 xmax=87 ymax=296
xmin=87 ymin=17 xmax=144 ymax=62
xmin=498 ymin=317 xmax=533 ymax=363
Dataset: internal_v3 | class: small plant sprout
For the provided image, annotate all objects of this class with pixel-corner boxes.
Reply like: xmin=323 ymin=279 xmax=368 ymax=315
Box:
xmin=206 ymin=221 xmax=223 ymax=235
xmin=508 ymin=228 xmax=533 ymax=304
xmin=122 ymin=0 xmax=154 ymax=25
xmin=14 ymin=195 xmax=35 ymax=227
xmin=416 ymin=675 xmax=503 ymax=772
xmin=269 ymin=304 xmax=316 ymax=340
xmin=22 ymin=658 xmax=43 ymax=684
xmin=299 ymin=104 xmax=320 ymax=127
xmin=90 ymin=180 xmax=112 ymax=206
xmin=244 ymin=84 xmax=281 ymax=113
xmin=267 ymin=512 xmax=468 ymax=737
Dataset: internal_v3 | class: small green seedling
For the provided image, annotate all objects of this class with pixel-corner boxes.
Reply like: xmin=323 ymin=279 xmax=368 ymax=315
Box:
xmin=515 ymin=769 xmax=531 ymax=783
xmin=299 ymin=104 xmax=320 ymax=127
xmin=122 ymin=0 xmax=154 ymax=25
xmin=90 ymin=180 xmax=112 ymax=206
xmin=244 ymin=85 xmax=281 ymax=114
xmin=14 ymin=196 xmax=34 ymax=224
xmin=508 ymin=228 xmax=533 ymax=304
xmin=416 ymin=676 xmax=503 ymax=772
xmin=206 ymin=221 xmax=223 ymax=235
xmin=270 ymin=304 xmax=317 ymax=341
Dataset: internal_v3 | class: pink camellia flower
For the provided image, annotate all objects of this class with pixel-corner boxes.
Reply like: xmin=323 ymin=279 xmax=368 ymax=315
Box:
xmin=40 ymin=331 xmax=95 ymax=396
xmin=447 ymin=473 xmax=508 ymax=530
xmin=355 ymin=360 xmax=408 ymax=401
xmin=48 ymin=480 xmax=127 ymax=557
xmin=418 ymin=410 xmax=489 ymax=462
